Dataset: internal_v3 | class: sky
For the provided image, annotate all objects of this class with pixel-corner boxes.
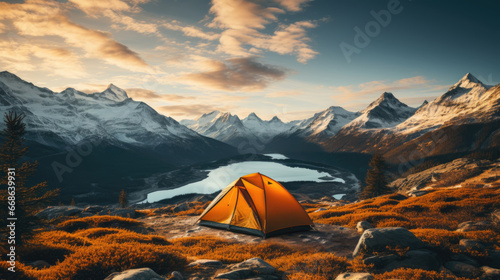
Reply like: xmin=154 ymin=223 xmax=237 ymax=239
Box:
xmin=0 ymin=0 xmax=499 ymax=122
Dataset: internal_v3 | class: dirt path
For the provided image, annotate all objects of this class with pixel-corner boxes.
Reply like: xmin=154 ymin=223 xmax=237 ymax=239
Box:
xmin=140 ymin=215 xmax=360 ymax=257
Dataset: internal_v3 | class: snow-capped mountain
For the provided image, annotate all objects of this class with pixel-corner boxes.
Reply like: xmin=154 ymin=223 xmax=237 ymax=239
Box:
xmin=324 ymin=73 xmax=500 ymax=159
xmin=291 ymin=106 xmax=359 ymax=140
xmin=393 ymin=73 xmax=495 ymax=136
xmin=181 ymin=111 xmax=293 ymax=147
xmin=343 ymin=92 xmax=417 ymax=131
xmin=0 ymin=71 xmax=236 ymax=160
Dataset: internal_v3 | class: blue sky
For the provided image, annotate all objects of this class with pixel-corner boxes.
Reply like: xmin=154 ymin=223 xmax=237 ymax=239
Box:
xmin=0 ymin=0 xmax=499 ymax=121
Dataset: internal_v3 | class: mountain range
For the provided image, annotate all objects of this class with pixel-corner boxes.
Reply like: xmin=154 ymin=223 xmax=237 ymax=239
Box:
xmin=1 ymin=71 xmax=498 ymax=202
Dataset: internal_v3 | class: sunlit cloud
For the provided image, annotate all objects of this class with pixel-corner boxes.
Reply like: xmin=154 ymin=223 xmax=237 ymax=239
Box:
xmin=125 ymin=88 xmax=196 ymax=101
xmin=159 ymin=104 xmax=235 ymax=119
xmin=182 ymin=57 xmax=288 ymax=91
xmin=274 ymin=0 xmax=313 ymax=12
xmin=0 ymin=0 xmax=151 ymax=72
xmin=265 ymin=90 xmax=303 ymax=97
xmin=207 ymin=0 xmax=318 ymax=63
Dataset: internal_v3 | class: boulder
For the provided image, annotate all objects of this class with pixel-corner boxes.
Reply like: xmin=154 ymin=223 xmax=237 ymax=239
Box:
xmin=215 ymin=258 xmax=278 ymax=279
xmin=481 ymin=266 xmax=500 ymax=280
xmin=36 ymin=206 xmax=83 ymax=220
xmin=356 ymin=221 xmax=373 ymax=233
xmin=168 ymin=271 xmax=183 ymax=280
xmin=335 ymin=272 xmax=374 ymax=280
xmin=382 ymin=249 xmax=440 ymax=272
xmin=444 ymin=261 xmax=480 ymax=278
xmin=314 ymin=208 xmax=327 ymax=213
xmin=459 ymin=239 xmax=486 ymax=251
xmin=104 ymin=268 xmax=166 ymax=280
xmin=450 ymin=254 xmax=480 ymax=267
xmin=29 ymin=260 xmax=50 ymax=269
xmin=363 ymin=254 xmax=400 ymax=269
xmin=491 ymin=209 xmax=500 ymax=224
xmin=173 ymin=203 xmax=190 ymax=213
xmin=188 ymin=259 xmax=223 ymax=267
xmin=229 ymin=258 xmax=276 ymax=274
xmin=84 ymin=205 xmax=105 ymax=213
xmin=353 ymin=227 xmax=424 ymax=257
xmin=484 ymin=250 xmax=500 ymax=269
xmin=456 ymin=220 xmax=495 ymax=232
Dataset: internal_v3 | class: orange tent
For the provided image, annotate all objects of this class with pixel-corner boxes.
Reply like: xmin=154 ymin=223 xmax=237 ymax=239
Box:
xmin=197 ymin=173 xmax=313 ymax=238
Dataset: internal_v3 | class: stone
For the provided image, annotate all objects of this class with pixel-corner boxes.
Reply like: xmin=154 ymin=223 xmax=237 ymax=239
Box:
xmin=188 ymin=259 xmax=223 ymax=267
xmin=84 ymin=205 xmax=105 ymax=213
xmin=450 ymin=254 xmax=480 ymax=267
xmin=363 ymin=254 xmax=400 ymax=269
xmin=456 ymin=220 xmax=495 ymax=232
xmin=104 ymin=267 xmax=166 ymax=280
xmin=30 ymin=260 xmax=50 ymax=269
xmin=382 ymin=249 xmax=440 ymax=272
xmin=229 ymin=258 xmax=276 ymax=274
xmin=444 ymin=261 xmax=480 ymax=278
xmin=314 ymin=207 xmax=327 ymax=213
xmin=36 ymin=206 xmax=83 ymax=220
xmin=335 ymin=272 xmax=374 ymax=280
xmin=491 ymin=209 xmax=500 ymax=224
xmin=481 ymin=266 xmax=500 ymax=280
xmin=459 ymin=239 xmax=486 ymax=251
xmin=215 ymin=269 xmax=253 ymax=279
xmin=407 ymin=190 xmax=428 ymax=197
xmin=173 ymin=203 xmax=189 ymax=213
xmin=356 ymin=221 xmax=373 ymax=233
xmin=168 ymin=271 xmax=183 ymax=280
xmin=484 ymin=250 xmax=500 ymax=269
xmin=353 ymin=227 xmax=424 ymax=257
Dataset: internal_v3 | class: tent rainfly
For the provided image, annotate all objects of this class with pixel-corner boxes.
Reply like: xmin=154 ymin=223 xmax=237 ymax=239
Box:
xmin=196 ymin=173 xmax=313 ymax=238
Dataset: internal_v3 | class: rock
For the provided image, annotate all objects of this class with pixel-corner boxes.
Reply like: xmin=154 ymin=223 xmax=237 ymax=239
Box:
xmin=168 ymin=271 xmax=183 ymax=280
xmin=36 ymin=206 xmax=83 ymax=220
xmin=84 ymin=205 xmax=105 ymax=213
xmin=353 ymin=227 xmax=424 ymax=257
xmin=215 ymin=269 xmax=254 ymax=279
xmin=459 ymin=239 xmax=486 ymax=251
xmin=450 ymin=254 xmax=480 ymax=267
xmin=363 ymin=254 xmax=400 ymax=269
xmin=99 ymin=208 xmax=136 ymax=218
xmin=484 ymin=250 xmax=500 ymax=269
xmin=188 ymin=259 xmax=223 ymax=267
xmin=444 ymin=261 xmax=480 ymax=278
xmin=104 ymin=267 xmax=166 ymax=280
xmin=335 ymin=272 xmax=374 ymax=280
xmin=29 ymin=260 xmax=50 ymax=269
xmin=481 ymin=266 xmax=500 ymax=280
xmin=314 ymin=207 xmax=327 ymax=213
xmin=382 ymin=249 xmax=440 ymax=272
xmin=229 ymin=258 xmax=276 ymax=274
xmin=456 ymin=220 xmax=495 ymax=232
xmin=356 ymin=221 xmax=373 ymax=233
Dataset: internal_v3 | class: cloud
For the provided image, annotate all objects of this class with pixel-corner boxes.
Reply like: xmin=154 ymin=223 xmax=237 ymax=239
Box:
xmin=331 ymin=76 xmax=437 ymax=102
xmin=125 ymin=88 xmax=196 ymax=101
xmin=274 ymin=0 xmax=313 ymax=12
xmin=68 ymin=0 xmax=145 ymax=15
xmin=163 ymin=21 xmax=220 ymax=40
xmin=266 ymin=90 xmax=303 ymax=97
xmin=262 ymin=20 xmax=318 ymax=63
xmin=208 ymin=0 xmax=318 ymax=63
xmin=182 ymin=57 xmax=287 ymax=91
xmin=0 ymin=0 xmax=150 ymax=72
xmin=0 ymin=40 xmax=87 ymax=78
xmin=107 ymin=11 xmax=159 ymax=35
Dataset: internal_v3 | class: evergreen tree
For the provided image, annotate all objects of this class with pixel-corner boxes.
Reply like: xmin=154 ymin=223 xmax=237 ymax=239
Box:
xmin=70 ymin=198 xmax=76 ymax=206
xmin=360 ymin=154 xmax=392 ymax=199
xmin=119 ymin=189 xmax=127 ymax=208
xmin=0 ymin=112 xmax=59 ymax=246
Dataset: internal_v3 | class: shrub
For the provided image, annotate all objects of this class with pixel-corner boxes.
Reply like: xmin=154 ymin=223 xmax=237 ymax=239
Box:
xmin=58 ymin=215 xmax=142 ymax=232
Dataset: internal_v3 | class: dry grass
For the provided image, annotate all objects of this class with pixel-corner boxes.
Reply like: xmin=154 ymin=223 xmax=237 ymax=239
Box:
xmin=57 ymin=215 xmax=142 ymax=232
xmin=373 ymin=268 xmax=473 ymax=280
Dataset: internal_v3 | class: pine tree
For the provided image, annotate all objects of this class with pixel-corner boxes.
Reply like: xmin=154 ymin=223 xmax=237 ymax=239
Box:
xmin=360 ymin=154 xmax=392 ymax=199
xmin=70 ymin=198 xmax=76 ymax=206
xmin=119 ymin=189 xmax=127 ymax=208
xmin=0 ymin=112 xmax=59 ymax=247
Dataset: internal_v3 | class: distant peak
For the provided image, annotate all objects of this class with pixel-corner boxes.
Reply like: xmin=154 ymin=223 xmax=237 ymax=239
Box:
xmin=270 ymin=116 xmax=281 ymax=121
xmin=453 ymin=73 xmax=484 ymax=89
xmin=99 ymin=83 xmax=128 ymax=101
xmin=381 ymin=92 xmax=395 ymax=99
xmin=246 ymin=112 xmax=262 ymax=121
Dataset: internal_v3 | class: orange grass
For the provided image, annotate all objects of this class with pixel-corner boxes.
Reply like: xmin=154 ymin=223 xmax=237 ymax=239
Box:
xmin=57 ymin=215 xmax=142 ymax=232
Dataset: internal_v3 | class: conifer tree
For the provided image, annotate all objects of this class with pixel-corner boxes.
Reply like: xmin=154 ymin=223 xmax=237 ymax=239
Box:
xmin=0 ymin=112 xmax=59 ymax=246
xmin=360 ymin=154 xmax=392 ymax=199
xmin=119 ymin=189 xmax=127 ymax=208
